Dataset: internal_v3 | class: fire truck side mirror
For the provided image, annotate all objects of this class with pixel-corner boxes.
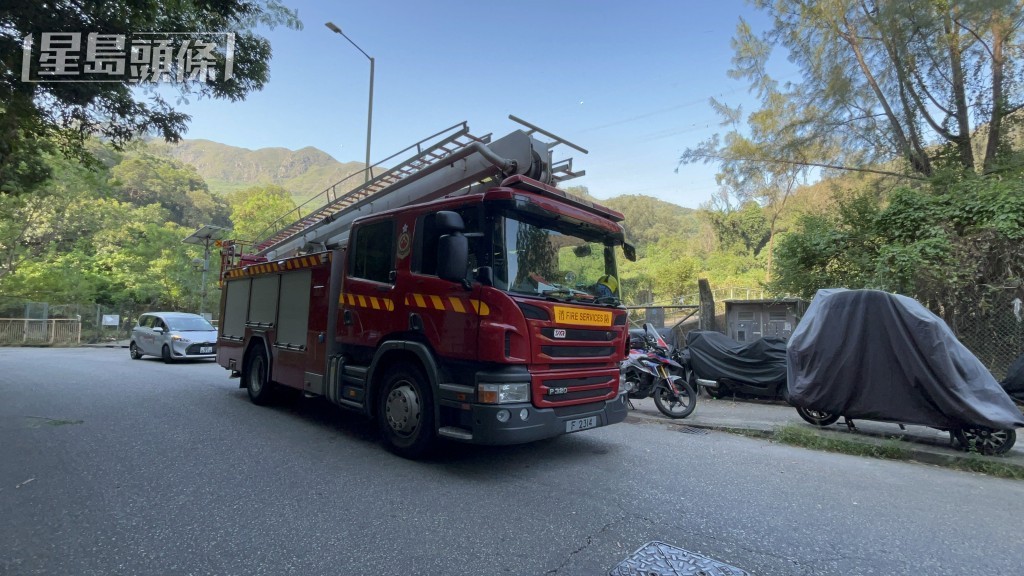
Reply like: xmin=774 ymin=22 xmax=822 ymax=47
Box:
xmin=437 ymin=234 xmax=469 ymax=286
xmin=435 ymin=211 xmax=465 ymax=232
xmin=623 ymin=242 xmax=637 ymax=262
xmin=475 ymin=266 xmax=494 ymax=286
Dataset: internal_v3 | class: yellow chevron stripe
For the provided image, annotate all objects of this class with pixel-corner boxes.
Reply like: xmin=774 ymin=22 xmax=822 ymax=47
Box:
xmin=429 ymin=295 xmax=445 ymax=310
xmin=357 ymin=295 xmax=367 ymax=307
xmin=383 ymin=298 xmax=394 ymax=311
xmin=470 ymin=299 xmax=491 ymax=316
xmin=370 ymin=297 xmax=381 ymax=310
xmin=448 ymin=297 xmax=465 ymax=313
xmin=413 ymin=294 xmax=426 ymax=308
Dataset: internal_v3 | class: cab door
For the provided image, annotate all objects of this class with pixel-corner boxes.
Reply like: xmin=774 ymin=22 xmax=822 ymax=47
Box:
xmin=405 ymin=208 xmax=481 ymax=362
xmin=339 ymin=218 xmax=401 ymax=357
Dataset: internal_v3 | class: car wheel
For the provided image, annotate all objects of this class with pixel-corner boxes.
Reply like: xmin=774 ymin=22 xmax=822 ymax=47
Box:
xmin=377 ymin=365 xmax=436 ymax=458
xmin=952 ymin=427 xmax=1016 ymax=455
xmin=161 ymin=344 xmax=174 ymax=364
xmin=796 ymin=406 xmax=840 ymax=427
xmin=245 ymin=347 xmax=276 ymax=406
xmin=130 ymin=342 xmax=142 ymax=360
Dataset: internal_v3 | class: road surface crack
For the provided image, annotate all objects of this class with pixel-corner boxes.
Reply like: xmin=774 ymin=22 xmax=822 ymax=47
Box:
xmin=544 ymin=519 xmax=618 ymax=575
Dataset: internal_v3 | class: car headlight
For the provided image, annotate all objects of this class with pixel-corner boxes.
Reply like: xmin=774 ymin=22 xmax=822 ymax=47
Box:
xmin=171 ymin=335 xmax=191 ymax=343
xmin=478 ymin=383 xmax=530 ymax=404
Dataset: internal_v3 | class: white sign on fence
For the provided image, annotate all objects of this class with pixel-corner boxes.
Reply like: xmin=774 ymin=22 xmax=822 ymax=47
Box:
xmin=101 ymin=314 xmax=120 ymax=327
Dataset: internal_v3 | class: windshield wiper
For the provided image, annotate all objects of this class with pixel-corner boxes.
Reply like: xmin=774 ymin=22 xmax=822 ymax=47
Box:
xmin=542 ymin=288 xmax=596 ymax=303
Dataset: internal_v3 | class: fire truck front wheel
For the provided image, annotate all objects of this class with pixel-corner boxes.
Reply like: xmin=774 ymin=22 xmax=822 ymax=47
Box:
xmin=377 ymin=365 xmax=436 ymax=458
xmin=245 ymin=347 xmax=276 ymax=406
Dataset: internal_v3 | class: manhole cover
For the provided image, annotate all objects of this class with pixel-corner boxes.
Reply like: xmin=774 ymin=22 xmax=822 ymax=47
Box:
xmin=675 ymin=426 xmax=710 ymax=435
xmin=609 ymin=541 xmax=751 ymax=576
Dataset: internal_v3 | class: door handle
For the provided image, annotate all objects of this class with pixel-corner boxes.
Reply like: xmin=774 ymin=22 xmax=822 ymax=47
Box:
xmin=343 ymin=309 xmax=353 ymax=326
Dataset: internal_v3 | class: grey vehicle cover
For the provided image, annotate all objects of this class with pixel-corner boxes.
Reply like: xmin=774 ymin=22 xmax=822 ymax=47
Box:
xmin=1003 ymin=352 xmax=1024 ymax=398
xmin=684 ymin=331 xmax=788 ymax=386
xmin=787 ymin=289 xmax=1024 ymax=430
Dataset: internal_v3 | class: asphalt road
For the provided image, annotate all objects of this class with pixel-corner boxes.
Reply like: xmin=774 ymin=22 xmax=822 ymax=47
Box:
xmin=2 ymin=347 xmax=1023 ymax=576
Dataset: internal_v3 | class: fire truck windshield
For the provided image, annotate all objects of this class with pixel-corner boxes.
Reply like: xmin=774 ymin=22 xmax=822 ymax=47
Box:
xmin=491 ymin=214 xmax=620 ymax=304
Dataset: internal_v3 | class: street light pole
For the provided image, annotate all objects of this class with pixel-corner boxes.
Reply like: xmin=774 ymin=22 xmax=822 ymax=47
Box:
xmin=325 ymin=21 xmax=374 ymax=183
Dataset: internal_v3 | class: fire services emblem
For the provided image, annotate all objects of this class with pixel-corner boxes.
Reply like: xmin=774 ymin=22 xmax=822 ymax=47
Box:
xmin=396 ymin=224 xmax=411 ymax=260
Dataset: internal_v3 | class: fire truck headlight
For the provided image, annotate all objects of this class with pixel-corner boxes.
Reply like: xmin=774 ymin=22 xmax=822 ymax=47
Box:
xmin=478 ymin=383 xmax=530 ymax=404
xmin=496 ymin=409 xmax=510 ymax=423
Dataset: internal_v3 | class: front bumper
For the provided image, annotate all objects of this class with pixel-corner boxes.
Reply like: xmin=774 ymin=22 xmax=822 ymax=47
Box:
xmin=463 ymin=395 xmax=629 ymax=445
xmin=170 ymin=341 xmax=217 ymax=359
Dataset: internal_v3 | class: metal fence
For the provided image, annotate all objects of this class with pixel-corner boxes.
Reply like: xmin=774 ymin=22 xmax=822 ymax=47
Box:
xmin=0 ymin=298 xmax=153 ymax=345
xmin=0 ymin=319 xmax=82 ymax=346
xmin=949 ymin=288 xmax=1024 ymax=381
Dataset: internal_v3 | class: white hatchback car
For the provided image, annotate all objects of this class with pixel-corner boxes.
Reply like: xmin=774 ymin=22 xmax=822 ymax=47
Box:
xmin=130 ymin=312 xmax=217 ymax=363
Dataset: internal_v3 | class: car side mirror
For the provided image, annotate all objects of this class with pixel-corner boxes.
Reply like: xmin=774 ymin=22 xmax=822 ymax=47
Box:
xmin=153 ymin=327 xmax=164 ymax=333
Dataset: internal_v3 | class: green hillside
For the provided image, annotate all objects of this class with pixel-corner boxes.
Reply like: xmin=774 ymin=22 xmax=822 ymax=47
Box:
xmin=148 ymin=139 xmax=367 ymax=202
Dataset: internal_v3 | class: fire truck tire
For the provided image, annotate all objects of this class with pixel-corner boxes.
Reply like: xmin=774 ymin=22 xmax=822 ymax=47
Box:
xmin=245 ymin=347 xmax=276 ymax=406
xmin=377 ymin=364 xmax=436 ymax=458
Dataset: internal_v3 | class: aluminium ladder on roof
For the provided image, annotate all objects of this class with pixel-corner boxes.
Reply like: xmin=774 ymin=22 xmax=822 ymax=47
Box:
xmin=246 ymin=117 xmax=587 ymax=262
xmin=248 ymin=122 xmax=486 ymax=258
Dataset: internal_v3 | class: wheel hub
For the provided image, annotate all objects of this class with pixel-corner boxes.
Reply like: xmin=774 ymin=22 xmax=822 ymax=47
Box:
xmin=249 ymin=357 xmax=264 ymax=393
xmin=385 ymin=384 xmax=421 ymax=435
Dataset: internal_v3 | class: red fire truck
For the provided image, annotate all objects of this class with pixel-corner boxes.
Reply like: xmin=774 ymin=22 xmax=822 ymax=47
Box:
xmin=216 ymin=118 xmax=637 ymax=457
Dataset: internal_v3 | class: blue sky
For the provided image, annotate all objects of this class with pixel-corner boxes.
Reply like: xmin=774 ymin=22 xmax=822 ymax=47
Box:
xmin=174 ymin=0 xmax=788 ymax=208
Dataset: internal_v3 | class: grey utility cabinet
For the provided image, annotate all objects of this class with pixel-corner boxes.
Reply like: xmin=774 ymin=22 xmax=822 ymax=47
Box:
xmin=724 ymin=298 xmax=808 ymax=342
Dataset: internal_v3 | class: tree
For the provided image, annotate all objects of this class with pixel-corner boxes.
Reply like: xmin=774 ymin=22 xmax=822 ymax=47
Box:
xmin=770 ymin=173 xmax=1024 ymax=312
xmin=0 ymin=1 xmax=301 ymax=195
xmin=680 ymin=20 xmax=819 ymax=281
xmin=731 ymin=0 xmax=1024 ymax=178
xmin=108 ymin=151 xmax=230 ymax=228
xmin=227 ymin=184 xmax=297 ymax=242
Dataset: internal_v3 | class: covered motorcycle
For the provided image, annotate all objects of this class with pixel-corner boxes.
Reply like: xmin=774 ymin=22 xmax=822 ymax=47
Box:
xmin=1002 ymin=352 xmax=1024 ymax=406
xmin=787 ymin=289 xmax=1024 ymax=454
xmin=680 ymin=331 xmax=788 ymax=400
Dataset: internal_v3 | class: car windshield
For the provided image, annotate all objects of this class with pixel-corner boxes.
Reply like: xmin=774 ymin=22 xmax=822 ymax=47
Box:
xmin=491 ymin=214 xmax=619 ymax=304
xmin=166 ymin=317 xmax=215 ymax=331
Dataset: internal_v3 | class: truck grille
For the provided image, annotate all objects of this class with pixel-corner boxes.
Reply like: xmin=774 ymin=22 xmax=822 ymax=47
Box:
xmin=538 ymin=373 xmax=617 ymax=407
xmin=541 ymin=345 xmax=616 ymax=358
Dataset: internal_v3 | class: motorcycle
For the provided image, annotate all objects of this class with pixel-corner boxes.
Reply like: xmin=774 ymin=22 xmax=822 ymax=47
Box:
xmin=622 ymin=323 xmax=697 ymax=419
xmin=672 ymin=331 xmax=789 ymax=401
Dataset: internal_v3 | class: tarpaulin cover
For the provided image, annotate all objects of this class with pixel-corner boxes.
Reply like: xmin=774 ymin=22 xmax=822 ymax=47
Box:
xmin=683 ymin=330 xmax=788 ymax=386
xmin=787 ymin=289 xmax=1024 ymax=430
xmin=1003 ymin=352 xmax=1024 ymax=396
